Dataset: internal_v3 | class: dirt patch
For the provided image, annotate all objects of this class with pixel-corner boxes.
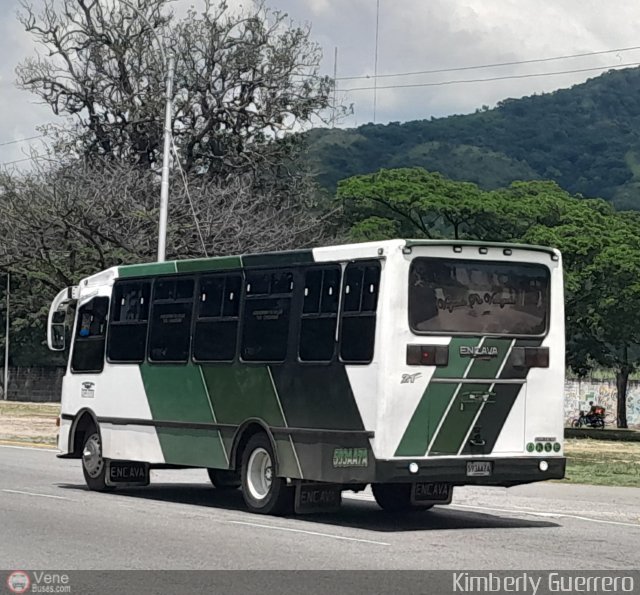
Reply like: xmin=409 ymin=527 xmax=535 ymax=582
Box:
xmin=0 ymin=401 xmax=60 ymax=446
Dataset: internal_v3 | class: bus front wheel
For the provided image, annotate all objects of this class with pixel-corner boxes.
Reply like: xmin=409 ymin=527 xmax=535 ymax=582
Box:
xmin=81 ymin=431 xmax=112 ymax=492
xmin=240 ymin=433 xmax=293 ymax=515
xmin=372 ymin=483 xmax=432 ymax=513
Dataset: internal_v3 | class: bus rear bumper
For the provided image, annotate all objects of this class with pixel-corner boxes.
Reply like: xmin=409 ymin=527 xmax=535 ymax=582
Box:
xmin=374 ymin=456 xmax=566 ymax=487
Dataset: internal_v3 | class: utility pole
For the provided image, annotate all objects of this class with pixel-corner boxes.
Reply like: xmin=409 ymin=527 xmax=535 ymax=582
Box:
xmin=157 ymin=54 xmax=175 ymax=262
xmin=3 ymin=273 xmax=9 ymax=401
xmin=119 ymin=0 xmax=173 ymax=263
xmin=332 ymin=46 xmax=338 ymax=128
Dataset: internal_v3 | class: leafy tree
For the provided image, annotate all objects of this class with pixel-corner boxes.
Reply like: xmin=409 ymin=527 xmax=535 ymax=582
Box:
xmin=338 ymin=167 xmax=640 ymax=427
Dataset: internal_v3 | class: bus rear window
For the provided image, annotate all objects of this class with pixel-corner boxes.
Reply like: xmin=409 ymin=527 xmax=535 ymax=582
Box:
xmin=409 ymin=258 xmax=549 ymax=336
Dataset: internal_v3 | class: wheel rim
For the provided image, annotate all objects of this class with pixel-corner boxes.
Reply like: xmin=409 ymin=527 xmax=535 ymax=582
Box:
xmin=246 ymin=447 xmax=273 ymax=501
xmin=82 ymin=434 xmax=104 ymax=479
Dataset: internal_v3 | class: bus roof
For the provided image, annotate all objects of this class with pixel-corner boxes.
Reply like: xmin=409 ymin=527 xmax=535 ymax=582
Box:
xmin=112 ymin=238 xmax=559 ymax=280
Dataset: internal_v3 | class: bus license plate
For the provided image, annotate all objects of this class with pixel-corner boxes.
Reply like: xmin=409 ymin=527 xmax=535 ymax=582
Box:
xmin=106 ymin=460 xmax=150 ymax=486
xmin=411 ymin=482 xmax=452 ymax=504
xmin=466 ymin=461 xmax=493 ymax=477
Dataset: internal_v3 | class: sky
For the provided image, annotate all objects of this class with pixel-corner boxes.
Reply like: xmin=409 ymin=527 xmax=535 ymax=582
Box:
xmin=2 ymin=0 xmax=640 ymax=166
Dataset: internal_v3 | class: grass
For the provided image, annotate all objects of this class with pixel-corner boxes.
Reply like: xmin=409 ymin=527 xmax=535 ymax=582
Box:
xmin=0 ymin=401 xmax=60 ymax=418
xmin=563 ymin=438 xmax=640 ymax=488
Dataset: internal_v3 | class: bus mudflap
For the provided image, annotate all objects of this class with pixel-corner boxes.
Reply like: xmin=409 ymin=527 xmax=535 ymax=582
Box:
xmin=105 ymin=460 xmax=150 ymax=487
xmin=411 ymin=482 xmax=453 ymax=506
xmin=294 ymin=481 xmax=342 ymax=514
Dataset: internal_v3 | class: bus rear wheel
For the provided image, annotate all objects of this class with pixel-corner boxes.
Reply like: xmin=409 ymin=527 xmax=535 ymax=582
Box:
xmin=207 ymin=469 xmax=241 ymax=490
xmin=81 ymin=431 xmax=112 ymax=492
xmin=372 ymin=483 xmax=432 ymax=513
xmin=240 ymin=433 xmax=293 ymax=515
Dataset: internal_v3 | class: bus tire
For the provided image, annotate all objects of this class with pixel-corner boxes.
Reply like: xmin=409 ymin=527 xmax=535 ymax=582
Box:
xmin=207 ymin=468 xmax=241 ymax=490
xmin=81 ymin=431 xmax=113 ymax=492
xmin=240 ymin=433 xmax=293 ymax=515
xmin=372 ymin=483 xmax=432 ymax=513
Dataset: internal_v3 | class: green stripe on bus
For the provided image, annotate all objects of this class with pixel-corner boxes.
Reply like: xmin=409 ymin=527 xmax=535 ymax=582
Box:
xmin=176 ymin=256 xmax=242 ymax=273
xmin=463 ymin=339 xmax=543 ymax=454
xmin=394 ymin=338 xmax=480 ymax=457
xmin=200 ymin=365 xmax=286 ymax=427
xmin=428 ymin=339 xmax=511 ymax=455
xmin=139 ymin=363 xmax=227 ymax=468
xmin=395 ymin=382 xmax=458 ymax=457
xmin=200 ymin=364 xmax=302 ymax=478
xmin=428 ymin=382 xmax=492 ymax=455
xmin=461 ymin=383 xmax=522 ymax=455
xmin=155 ymin=427 xmax=227 ymax=468
xmin=118 ymin=262 xmax=177 ymax=278
xmin=465 ymin=338 xmax=513 ymax=379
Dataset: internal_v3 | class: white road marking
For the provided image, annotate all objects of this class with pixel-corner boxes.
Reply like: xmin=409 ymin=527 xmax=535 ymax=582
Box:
xmin=2 ymin=489 xmax=72 ymax=501
xmin=226 ymin=519 xmax=390 ymax=546
xmin=450 ymin=503 xmax=640 ymax=528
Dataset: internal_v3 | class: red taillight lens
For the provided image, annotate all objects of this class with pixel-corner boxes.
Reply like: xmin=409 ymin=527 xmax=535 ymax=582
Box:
xmin=407 ymin=345 xmax=449 ymax=366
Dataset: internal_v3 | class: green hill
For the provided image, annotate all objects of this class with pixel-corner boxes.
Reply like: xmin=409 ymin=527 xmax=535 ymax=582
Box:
xmin=306 ymin=67 xmax=640 ymax=209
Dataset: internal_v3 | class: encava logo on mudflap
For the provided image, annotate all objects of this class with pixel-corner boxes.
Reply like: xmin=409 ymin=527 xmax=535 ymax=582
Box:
xmin=332 ymin=447 xmax=369 ymax=468
xmin=459 ymin=346 xmax=499 ymax=358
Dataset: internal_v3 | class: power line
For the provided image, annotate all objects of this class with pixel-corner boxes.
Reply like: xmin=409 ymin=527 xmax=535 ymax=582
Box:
xmin=0 ymin=134 xmax=46 ymax=148
xmin=337 ymin=44 xmax=640 ymax=81
xmin=339 ymin=61 xmax=640 ymax=92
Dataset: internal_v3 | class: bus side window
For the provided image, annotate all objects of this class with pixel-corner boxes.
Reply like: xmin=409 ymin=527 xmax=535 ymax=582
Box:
xmin=339 ymin=262 xmax=381 ymax=363
xmin=71 ymin=297 xmax=110 ymax=373
xmin=241 ymin=269 xmax=293 ymax=362
xmin=193 ymin=273 xmax=241 ymax=362
xmin=299 ymin=266 xmax=341 ymax=362
xmin=148 ymin=277 xmax=195 ymax=363
xmin=107 ymin=280 xmax=151 ymax=363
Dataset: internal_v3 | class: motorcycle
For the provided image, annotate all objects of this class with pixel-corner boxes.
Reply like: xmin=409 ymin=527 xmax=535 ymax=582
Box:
xmin=571 ymin=409 xmax=606 ymax=429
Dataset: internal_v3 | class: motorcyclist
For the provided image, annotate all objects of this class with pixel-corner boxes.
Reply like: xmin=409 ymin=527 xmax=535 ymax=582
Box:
xmin=587 ymin=401 xmax=605 ymax=419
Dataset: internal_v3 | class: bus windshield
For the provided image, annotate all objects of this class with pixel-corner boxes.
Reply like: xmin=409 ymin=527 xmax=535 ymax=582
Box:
xmin=409 ymin=257 xmax=550 ymax=336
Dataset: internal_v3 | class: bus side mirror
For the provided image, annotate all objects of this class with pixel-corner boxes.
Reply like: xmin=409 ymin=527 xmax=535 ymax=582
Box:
xmin=48 ymin=311 xmax=67 ymax=351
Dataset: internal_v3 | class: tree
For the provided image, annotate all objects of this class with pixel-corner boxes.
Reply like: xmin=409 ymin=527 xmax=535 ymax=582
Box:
xmin=17 ymin=0 xmax=333 ymax=185
xmin=337 ymin=167 xmax=640 ymax=427
xmin=5 ymin=0 xmax=337 ymax=371
xmin=337 ymin=168 xmax=487 ymax=241
xmin=0 ymin=158 xmax=332 ymax=376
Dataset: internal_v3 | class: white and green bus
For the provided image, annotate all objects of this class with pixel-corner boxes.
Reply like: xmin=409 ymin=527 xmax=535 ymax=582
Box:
xmin=47 ymin=239 xmax=566 ymax=514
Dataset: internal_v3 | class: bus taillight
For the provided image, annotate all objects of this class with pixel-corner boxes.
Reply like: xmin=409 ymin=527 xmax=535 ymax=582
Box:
xmin=512 ymin=346 xmax=550 ymax=368
xmin=406 ymin=345 xmax=449 ymax=366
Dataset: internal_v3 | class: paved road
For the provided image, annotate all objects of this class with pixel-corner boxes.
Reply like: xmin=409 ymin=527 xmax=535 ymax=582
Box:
xmin=1 ymin=445 xmax=639 ymax=573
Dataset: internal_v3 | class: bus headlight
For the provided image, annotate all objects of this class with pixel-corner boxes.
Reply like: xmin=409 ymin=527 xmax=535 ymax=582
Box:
xmin=539 ymin=460 xmax=549 ymax=472
xmin=409 ymin=462 xmax=419 ymax=474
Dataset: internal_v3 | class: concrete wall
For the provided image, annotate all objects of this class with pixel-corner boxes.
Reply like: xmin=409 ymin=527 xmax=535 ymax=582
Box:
xmin=564 ymin=379 xmax=640 ymax=427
